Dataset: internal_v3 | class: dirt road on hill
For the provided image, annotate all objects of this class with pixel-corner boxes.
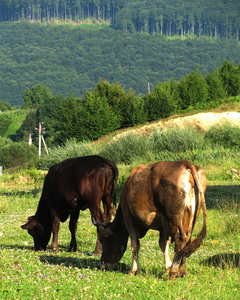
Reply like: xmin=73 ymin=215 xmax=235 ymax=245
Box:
xmin=112 ymin=112 xmax=240 ymax=141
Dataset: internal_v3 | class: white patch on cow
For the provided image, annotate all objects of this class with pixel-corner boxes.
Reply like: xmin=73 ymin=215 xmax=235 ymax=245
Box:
xmin=183 ymin=170 xmax=196 ymax=216
xmin=164 ymin=240 xmax=172 ymax=270
xmin=131 ymin=258 xmax=138 ymax=274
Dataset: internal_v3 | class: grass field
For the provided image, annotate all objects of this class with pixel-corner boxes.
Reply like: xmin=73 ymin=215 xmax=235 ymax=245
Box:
xmin=0 ymin=176 xmax=239 ymax=299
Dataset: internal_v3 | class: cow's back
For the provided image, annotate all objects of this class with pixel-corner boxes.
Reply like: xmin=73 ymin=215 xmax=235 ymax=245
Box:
xmin=121 ymin=160 xmax=206 ymax=231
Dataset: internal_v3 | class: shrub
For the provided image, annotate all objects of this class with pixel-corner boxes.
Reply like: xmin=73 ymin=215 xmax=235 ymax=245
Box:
xmin=38 ymin=139 xmax=95 ymax=170
xmin=150 ymin=126 xmax=206 ymax=153
xmin=0 ymin=101 xmax=13 ymax=112
xmin=0 ymin=138 xmax=38 ymax=169
xmin=99 ymin=134 xmax=153 ymax=164
xmin=0 ymin=115 xmax=11 ymax=137
xmin=205 ymin=122 xmax=240 ymax=148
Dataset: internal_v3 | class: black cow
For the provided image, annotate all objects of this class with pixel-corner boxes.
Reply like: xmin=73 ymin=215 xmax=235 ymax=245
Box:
xmin=22 ymin=155 xmax=118 ymax=255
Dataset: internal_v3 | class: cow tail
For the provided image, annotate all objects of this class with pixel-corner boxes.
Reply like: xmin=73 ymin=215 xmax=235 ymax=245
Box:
xmin=181 ymin=162 xmax=207 ymax=258
xmin=110 ymin=161 xmax=119 ymax=215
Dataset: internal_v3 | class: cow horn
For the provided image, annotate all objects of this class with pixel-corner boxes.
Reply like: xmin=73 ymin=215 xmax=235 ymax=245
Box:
xmin=91 ymin=216 xmax=103 ymax=227
xmin=91 ymin=216 xmax=111 ymax=237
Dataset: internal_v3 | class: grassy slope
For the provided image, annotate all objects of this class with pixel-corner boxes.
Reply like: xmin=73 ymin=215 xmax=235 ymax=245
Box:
xmin=1 ymin=106 xmax=240 ymax=298
xmin=3 ymin=109 xmax=30 ymax=141
xmin=0 ymin=179 xmax=239 ymax=299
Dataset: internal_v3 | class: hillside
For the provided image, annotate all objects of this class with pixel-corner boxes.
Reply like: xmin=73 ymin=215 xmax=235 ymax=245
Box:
xmin=112 ymin=111 xmax=240 ymax=141
xmin=0 ymin=22 xmax=239 ymax=107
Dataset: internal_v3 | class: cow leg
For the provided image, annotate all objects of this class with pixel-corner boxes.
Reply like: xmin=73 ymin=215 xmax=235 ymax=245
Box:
xmin=130 ymin=236 xmax=140 ymax=275
xmin=178 ymin=256 xmax=186 ymax=278
xmin=102 ymin=200 xmax=112 ymax=223
xmin=51 ymin=210 xmax=60 ymax=252
xmin=69 ymin=210 xmax=80 ymax=252
xmin=94 ymin=230 xmax=103 ymax=256
xmin=102 ymin=171 xmax=115 ymax=222
xmin=159 ymin=234 xmax=172 ymax=272
xmin=89 ymin=203 xmax=105 ymax=256
xmin=169 ymin=228 xmax=190 ymax=279
xmin=125 ymin=215 xmax=140 ymax=274
xmin=166 ymin=222 xmax=184 ymax=278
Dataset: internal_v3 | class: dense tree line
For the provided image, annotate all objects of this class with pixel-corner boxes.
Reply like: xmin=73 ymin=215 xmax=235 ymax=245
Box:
xmin=113 ymin=0 xmax=240 ymax=40
xmin=1 ymin=21 xmax=240 ymax=108
xmin=16 ymin=61 xmax=240 ymax=147
xmin=0 ymin=0 xmax=126 ymax=22
xmin=0 ymin=1 xmax=239 ymax=40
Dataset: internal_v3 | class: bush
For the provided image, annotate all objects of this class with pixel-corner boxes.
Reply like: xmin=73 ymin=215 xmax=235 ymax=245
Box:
xmin=150 ymin=126 xmax=206 ymax=153
xmin=38 ymin=139 xmax=95 ymax=170
xmin=0 ymin=115 xmax=12 ymax=137
xmin=205 ymin=122 xmax=240 ymax=148
xmin=0 ymin=101 xmax=13 ymax=112
xmin=0 ymin=138 xmax=38 ymax=169
xmin=99 ymin=134 xmax=153 ymax=164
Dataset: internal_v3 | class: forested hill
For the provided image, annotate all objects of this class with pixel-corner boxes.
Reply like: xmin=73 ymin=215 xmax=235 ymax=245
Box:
xmin=0 ymin=0 xmax=240 ymax=107
xmin=1 ymin=0 xmax=240 ymax=40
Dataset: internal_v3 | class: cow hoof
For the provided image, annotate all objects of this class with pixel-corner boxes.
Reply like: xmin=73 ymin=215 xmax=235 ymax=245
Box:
xmin=165 ymin=267 xmax=171 ymax=274
xmin=169 ymin=273 xmax=178 ymax=280
xmin=69 ymin=247 xmax=77 ymax=252
xmin=129 ymin=270 xmax=137 ymax=276
xmin=178 ymin=268 xmax=186 ymax=278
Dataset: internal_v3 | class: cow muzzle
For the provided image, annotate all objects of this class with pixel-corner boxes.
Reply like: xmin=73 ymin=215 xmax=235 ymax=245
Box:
xmin=100 ymin=260 xmax=115 ymax=271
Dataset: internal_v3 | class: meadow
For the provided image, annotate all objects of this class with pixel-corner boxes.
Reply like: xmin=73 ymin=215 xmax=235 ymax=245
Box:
xmin=0 ymin=121 xmax=240 ymax=299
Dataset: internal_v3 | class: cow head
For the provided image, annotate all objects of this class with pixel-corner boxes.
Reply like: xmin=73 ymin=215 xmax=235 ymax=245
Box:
xmin=92 ymin=217 xmax=128 ymax=270
xmin=21 ymin=216 xmax=50 ymax=251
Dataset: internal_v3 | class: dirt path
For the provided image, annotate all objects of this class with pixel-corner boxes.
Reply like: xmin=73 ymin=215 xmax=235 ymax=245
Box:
xmin=112 ymin=112 xmax=240 ymax=141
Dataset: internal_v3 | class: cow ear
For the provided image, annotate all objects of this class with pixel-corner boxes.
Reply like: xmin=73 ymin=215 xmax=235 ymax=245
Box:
xmin=99 ymin=225 xmax=112 ymax=238
xmin=21 ymin=216 xmax=37 ymax=230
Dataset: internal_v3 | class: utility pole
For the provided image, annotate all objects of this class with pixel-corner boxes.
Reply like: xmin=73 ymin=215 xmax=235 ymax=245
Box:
xmin=35 ymin=122 xmax=45 ymax=157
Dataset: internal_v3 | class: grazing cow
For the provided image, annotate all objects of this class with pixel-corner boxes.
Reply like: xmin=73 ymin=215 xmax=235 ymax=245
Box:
xmin=22 ymin=155 xmax=118 ymax=255
xmin=93 ymin=160 xmax=207 ymax=279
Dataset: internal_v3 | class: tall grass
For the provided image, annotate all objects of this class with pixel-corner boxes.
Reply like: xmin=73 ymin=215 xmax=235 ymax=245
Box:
xmin=38 ymin=139 xmax=95 ymax=170
xmin=38 ymin=123 xmax=240 ymax=181
xmin=205 ymin=122 xmax=240 ymax=148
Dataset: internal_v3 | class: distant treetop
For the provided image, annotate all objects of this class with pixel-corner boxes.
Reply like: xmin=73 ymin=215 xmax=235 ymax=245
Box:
xmin=0 ymin=0 xmax=239 ymax=39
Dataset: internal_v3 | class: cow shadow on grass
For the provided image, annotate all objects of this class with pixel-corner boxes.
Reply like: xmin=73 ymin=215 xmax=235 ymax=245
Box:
xmin=200 ymin=252 xmax=240 ymax=269
xmin=40 ymin=254 xmax=129 ymax=273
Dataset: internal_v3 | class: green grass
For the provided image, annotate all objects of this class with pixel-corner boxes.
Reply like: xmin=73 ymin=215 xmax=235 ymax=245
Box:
xmin=0 ymin=177 xmax=239 ymax=299
xmin=3 ymin=109 xmax=31 ymax=141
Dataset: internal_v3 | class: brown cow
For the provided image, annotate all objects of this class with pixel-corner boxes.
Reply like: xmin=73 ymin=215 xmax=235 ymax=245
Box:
xmin=22 ymin=155 xmax=118 ymax=255
xmin=93 ymin=160 xmax=207 ymax=278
